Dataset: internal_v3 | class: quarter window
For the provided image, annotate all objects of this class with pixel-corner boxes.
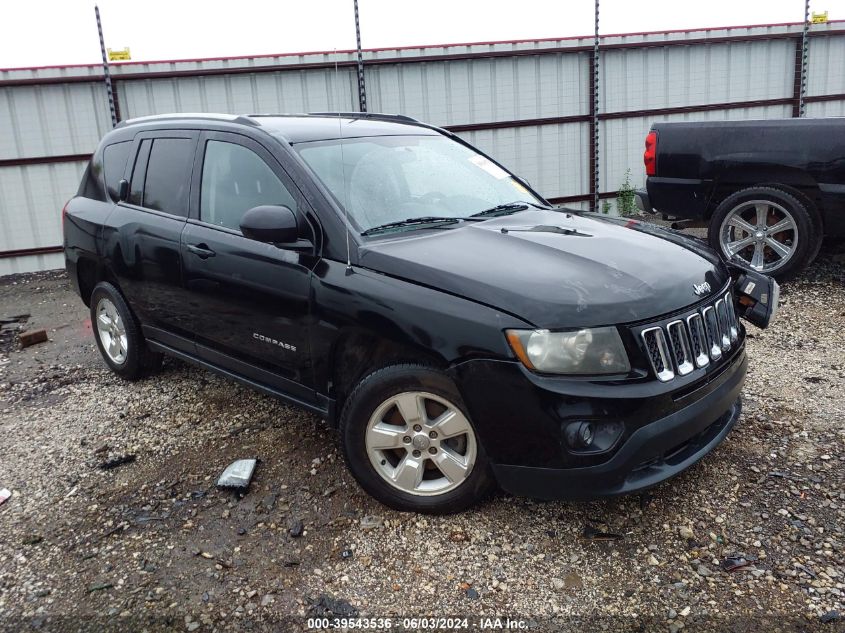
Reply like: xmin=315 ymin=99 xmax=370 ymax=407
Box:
xmin=103 ymin=141 xmax=132 ymax=201
xmin=200 ymin=140 xmax=297 ymax=232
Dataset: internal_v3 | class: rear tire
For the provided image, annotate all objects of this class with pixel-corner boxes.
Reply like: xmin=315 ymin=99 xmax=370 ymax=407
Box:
xmin=90 ymin=282 xmax=163 ymax=380
xmin=339 ymin=364 xmax=496 ymax=514
xmin=709 ymin=186 xmax=817 ymax=280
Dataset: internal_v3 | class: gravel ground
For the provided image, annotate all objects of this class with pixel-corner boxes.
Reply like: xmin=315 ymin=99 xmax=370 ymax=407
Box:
xmin=0 ymin=243 xmax=843 ymax=633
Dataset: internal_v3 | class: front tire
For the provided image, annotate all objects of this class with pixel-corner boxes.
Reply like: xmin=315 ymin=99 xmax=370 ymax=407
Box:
xmin=90 ymin=282 xmax=162 ymax=380
xmin=340 ymin=364 xmax=496 ymax=514
xmin=709 ymin=186 xmax=817 ymax=280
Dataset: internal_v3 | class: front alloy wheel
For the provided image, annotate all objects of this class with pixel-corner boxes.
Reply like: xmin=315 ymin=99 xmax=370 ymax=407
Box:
xmin=365 ymin=391 xmax=477 ymax=496
xmin=340 ymin=364 xmax=495 ymax=513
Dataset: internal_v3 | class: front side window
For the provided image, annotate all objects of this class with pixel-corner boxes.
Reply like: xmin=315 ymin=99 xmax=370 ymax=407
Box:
xmin=200 ymin=140 xmax=297 ymax=232
xmin=295 ymin=135 xmax=541 ymax=233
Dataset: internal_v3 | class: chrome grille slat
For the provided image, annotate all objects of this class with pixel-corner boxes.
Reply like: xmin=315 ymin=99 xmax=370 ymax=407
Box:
xmin=666 ymin=320 xmax=694 ymax=376
xmin=714 ymin=299 xmax=731 ymax=352
xmin=723 ymin=292 xmax=739 ymax=343
xmin=640 ymin=287 xmax=741 ymax=382
xmin=702 ymin=306 xmax=722 ymax=360
xmin=686 ymin=313 xmax=710 ymax=368
xmin=641 ymin=327 xmax=674 ymax=382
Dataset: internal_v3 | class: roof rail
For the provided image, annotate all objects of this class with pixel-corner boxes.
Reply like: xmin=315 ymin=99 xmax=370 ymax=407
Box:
xmin=116 ymin=113 xmax=259 ymax=129
xmin=306 ymin=112 xmax=421 ymax=124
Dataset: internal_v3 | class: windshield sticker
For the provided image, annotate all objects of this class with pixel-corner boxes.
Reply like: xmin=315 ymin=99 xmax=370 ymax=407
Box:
xmin=469 ymin=154 xmax=510 ymax=179
xmin=511 ymin=179 xmax=529 ymax=193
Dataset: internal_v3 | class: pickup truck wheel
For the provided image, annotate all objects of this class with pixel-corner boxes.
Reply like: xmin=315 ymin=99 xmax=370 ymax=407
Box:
xmin=90 ymin=282 xmax=163 ymax=380
xmin=340 ymin=364 xmax=495 ymax=514
xmin=709 ymin=187 xmax=816 ymax=280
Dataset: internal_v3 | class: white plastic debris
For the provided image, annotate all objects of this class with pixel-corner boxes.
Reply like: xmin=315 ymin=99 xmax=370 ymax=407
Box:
xmin=0 ymin=488 xmax=11 ymax=506
xmin=216 ymin=459 xmax=257 ymax=490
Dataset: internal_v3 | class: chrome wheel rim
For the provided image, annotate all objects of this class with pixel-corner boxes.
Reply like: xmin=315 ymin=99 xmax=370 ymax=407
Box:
xmin=719 ymin=200 xmax=798 ymax=273
xmin=365 ymin=391 xmax=477 ymax=496
xmin=96 ymin=298 xmax=128 ymax=364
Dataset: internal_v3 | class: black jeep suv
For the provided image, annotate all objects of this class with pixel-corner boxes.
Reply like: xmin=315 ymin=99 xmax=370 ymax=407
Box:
xmin=64 ymin=112 xmax=776 ymax=513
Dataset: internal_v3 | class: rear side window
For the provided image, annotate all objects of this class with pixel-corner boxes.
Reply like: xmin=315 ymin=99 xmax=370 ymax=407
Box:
xmin=142 ymin=138 xmax=194 ymax=216
xmin=103 ymin=141 xmax=132 ymax=201
xmin=128 ymin=139 xmax=151 ymax=206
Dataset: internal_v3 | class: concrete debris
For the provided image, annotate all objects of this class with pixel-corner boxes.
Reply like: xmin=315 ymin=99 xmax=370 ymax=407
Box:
xmin=216 ymin=459 xmax=257 ymax=490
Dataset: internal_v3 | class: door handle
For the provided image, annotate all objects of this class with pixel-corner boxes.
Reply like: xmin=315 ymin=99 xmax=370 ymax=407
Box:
xmin=186 ymin=243 xmax=216 ymax=259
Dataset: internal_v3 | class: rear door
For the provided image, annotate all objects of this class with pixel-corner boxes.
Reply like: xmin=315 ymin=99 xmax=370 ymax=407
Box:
xmin=181 ymin=131 xmax=319 ymax=403
xmin=101 ymin=130 xmax=198 ymax=351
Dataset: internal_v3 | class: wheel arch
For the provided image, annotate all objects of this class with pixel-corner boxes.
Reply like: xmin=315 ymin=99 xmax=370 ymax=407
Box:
xmin=76 ymin=257 xmax=120 ymax=307
xmin=328 ymin=327 xmax=448 ymax=426
xmin=709 ymin=166 xmax=824 ymax=230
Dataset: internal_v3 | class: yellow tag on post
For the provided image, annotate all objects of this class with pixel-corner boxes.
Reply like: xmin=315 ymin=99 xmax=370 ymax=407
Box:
xmin=107 ymin=47 xmax=131 ymax=61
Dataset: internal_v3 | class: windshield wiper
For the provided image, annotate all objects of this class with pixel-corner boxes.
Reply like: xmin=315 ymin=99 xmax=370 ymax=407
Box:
xmin=360 ymin=216 xmax=463 ymax=236
xmin=470 ymin=201 xmax=549 ymax=218
xmin=361 ymin=201 xmax=553 ymax=235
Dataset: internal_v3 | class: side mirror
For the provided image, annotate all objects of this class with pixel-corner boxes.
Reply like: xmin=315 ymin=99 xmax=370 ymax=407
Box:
xmin=240 ymin=205 xmax=300 ymax=244
xmin=117 ymin=179 xmax=129 ymax=202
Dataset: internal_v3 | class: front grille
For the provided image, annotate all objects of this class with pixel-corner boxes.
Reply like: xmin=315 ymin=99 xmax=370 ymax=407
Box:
xmin=640 ymin=288 xmax=741 ymax=383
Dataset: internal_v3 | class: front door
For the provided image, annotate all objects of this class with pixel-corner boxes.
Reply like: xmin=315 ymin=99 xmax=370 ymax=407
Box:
xmin=180 ymin=131 xmax=319 ymax=404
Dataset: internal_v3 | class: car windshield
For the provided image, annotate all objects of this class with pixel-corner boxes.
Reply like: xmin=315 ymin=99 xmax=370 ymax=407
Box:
xmin=295 ymin=135 xmax=544 ymax=234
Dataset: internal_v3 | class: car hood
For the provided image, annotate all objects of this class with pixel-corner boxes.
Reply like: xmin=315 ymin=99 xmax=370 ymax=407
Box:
xmin=357 ymin=209 xmax=729 ymax=328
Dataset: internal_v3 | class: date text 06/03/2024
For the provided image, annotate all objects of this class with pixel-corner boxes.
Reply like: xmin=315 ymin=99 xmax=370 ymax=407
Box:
xmin=305 ymin=617 xmax=528 ymax=629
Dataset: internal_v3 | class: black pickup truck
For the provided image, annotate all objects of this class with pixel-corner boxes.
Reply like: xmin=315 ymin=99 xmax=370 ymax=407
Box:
xmin=643 ymin=118 xmax=845 ymax=278
xmin=64 ymin=112 xmax=777 ymax=513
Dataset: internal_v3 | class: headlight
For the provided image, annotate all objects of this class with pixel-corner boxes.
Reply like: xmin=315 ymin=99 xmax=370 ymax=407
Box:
xmin=505 ymin=327 xmax=631 ymax=375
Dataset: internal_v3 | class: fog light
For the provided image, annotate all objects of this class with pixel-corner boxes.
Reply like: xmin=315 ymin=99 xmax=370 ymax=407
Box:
xmin=578 ymin=422 xmax=594 ymax=447
xmin=563 ymin=420 xmax=624 ymax=454
xmin=565 ymin=421 xmax=595 ymax=449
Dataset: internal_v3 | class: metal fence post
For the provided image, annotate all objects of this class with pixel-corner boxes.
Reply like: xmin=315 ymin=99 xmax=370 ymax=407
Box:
xmin=354 ymin=0 xmax=367 ymax=112
xmin=798 ymin=0 xmax=810 ymax=117
xmin=95 ymin=5 xmax=118 ymax=128
xmin=590 ymin=0 xmax=600 ymax=211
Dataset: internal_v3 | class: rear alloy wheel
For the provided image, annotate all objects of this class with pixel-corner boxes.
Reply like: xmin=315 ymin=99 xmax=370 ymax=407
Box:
xmin=340 ymin=364 xmax=495 ymax=513
xmin=710 ymin=186 xmax=817 ymax=280
xmin=89 ymin=281 xmax=163 ymax=380
xmin=95 ymin=298 xmax=129 ymax=365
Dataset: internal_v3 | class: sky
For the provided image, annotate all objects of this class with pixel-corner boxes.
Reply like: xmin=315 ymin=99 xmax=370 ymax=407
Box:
xmin=0 ymin=0 xmax=837 ymax=69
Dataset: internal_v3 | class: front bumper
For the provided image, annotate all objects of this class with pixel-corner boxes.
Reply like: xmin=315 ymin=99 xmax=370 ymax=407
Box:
xmin=451 ymin=347 xmax=747 ymax=500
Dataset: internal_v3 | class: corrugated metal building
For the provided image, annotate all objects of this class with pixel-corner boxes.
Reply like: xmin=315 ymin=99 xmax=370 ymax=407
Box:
xmin=2 ymin=19 xmax=844 ymax=274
